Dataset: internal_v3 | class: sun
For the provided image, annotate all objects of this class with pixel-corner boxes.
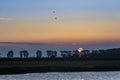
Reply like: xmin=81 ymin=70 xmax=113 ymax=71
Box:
xmin=78 ymin=48 xmax=84 ymax=53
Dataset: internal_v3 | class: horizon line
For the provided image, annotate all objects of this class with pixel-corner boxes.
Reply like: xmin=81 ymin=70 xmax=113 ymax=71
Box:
xmin=0 ymin=41 xmax=120 ymax=45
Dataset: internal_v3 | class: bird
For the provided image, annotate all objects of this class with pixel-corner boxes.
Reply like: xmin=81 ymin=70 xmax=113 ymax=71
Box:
xmin=53 ymin=11 xmax=55 ymax=13
xmin=54 ymin=17 xmax=57 ymax=20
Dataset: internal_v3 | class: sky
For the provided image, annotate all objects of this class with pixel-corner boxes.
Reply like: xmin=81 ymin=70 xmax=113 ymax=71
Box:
xmin=0 ymin=0 xmax=120 ymax=46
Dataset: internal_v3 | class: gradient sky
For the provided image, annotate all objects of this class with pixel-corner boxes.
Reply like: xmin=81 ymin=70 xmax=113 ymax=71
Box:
xmin=0 ymin=0 xmax=120 ymax=45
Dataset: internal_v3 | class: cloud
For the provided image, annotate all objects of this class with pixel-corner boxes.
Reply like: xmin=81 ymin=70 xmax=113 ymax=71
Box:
xmin=0 ymin=42 xmax=48 ymax=45
xmin=0 ymin=18 xmax=15 ymax=21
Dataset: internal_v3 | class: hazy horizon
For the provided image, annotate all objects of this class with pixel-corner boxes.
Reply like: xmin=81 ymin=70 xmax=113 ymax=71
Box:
xmin=0 ymin=42 xmax=120 ymax=50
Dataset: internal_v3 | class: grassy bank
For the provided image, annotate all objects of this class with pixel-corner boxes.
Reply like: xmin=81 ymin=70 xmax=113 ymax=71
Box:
xmin=0 ymin=58 xmax=120 ymax=74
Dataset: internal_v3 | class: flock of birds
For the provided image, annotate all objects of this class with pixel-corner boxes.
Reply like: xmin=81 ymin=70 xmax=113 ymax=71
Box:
xmin=52 ymin=11 xmax=58 ymax=20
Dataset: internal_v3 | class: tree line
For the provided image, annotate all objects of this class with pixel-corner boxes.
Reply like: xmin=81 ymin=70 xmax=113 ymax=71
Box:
xmin=1 ymin=48 xmax=120 ymax=59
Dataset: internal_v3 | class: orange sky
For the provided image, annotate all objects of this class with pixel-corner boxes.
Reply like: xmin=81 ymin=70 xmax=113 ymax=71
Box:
xmin=0 ymin=18 xmax=120 ymax=44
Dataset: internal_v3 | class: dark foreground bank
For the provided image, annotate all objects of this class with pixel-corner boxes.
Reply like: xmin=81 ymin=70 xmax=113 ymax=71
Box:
xmin=0 ymin=58 xmax=120 ymax=74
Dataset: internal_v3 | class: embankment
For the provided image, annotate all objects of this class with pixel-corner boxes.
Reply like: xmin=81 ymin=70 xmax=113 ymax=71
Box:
xmin=0 ymin=58 xmax=120 ymax=74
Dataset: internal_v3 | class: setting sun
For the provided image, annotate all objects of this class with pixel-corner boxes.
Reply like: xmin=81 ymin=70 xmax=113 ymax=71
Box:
xmin=78 ymin=48 xmax=84 ymax=53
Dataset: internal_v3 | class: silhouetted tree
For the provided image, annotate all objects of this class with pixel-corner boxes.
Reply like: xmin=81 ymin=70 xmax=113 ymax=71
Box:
xmin=52 ymin=51 xmax=57 ymax=58
xmin=47 ymin=50 xmax=52 ymax=58
xmin=36 ymin=50 xmax=42 ymax=58
xmin=73 ymin=50 xmax=79 ymax=54
xmin=82 ymin=50 xmax=90 ymax=54
xmin=72 ymin=50 xmax=80 ymax=58
xmin=81 ymin=48 xmax=120 ymax=59
xmin=20 ymin=50 xmax=29 ymax=58
xmin=7 ymin=50 xmax=14 ymax=58
xmin=60 ymin=50 xmax=65 ymax=58
xmin=47 ymin=50 xmax=57 ymax=58
xmin=20 ymin=51 xmax=23 ymax=58
xmin=60 ymin=50 xmax=73 ymax=58
xmin=68 ymin=51 xmax=72 ymax=57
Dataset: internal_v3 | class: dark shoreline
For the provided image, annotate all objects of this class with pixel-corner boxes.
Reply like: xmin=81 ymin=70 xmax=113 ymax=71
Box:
xmin=0 ymin=58 xmax=120 ymax=74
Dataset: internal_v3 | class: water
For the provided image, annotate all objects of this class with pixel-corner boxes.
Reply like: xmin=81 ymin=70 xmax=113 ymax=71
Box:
xmin=1 ymin=44 xmax=120 ymax=58
xmin=0 ymin=72 xmax=120 ymax=80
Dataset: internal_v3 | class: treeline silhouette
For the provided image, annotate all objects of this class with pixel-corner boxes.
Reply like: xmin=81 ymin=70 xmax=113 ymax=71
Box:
xmin=1 ymin=48 xmax=120 ymax=59
xmin=84 ymin=48 xmax=120 ymax=60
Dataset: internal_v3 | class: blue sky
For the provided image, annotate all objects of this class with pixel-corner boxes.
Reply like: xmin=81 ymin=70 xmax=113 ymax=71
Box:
xmin=0 ymin=0 xmax=120 ymax=19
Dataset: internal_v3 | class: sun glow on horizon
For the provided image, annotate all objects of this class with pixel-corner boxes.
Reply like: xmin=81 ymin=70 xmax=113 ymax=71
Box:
xmin=78 ymin=48 xmax=84 ymax=53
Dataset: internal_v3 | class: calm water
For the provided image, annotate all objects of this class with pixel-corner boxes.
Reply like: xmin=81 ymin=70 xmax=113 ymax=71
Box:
xmin=0 ymin=44 xmax=120 ymax=58
xmin=0 ymin=72 xmax=120 ymax=80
